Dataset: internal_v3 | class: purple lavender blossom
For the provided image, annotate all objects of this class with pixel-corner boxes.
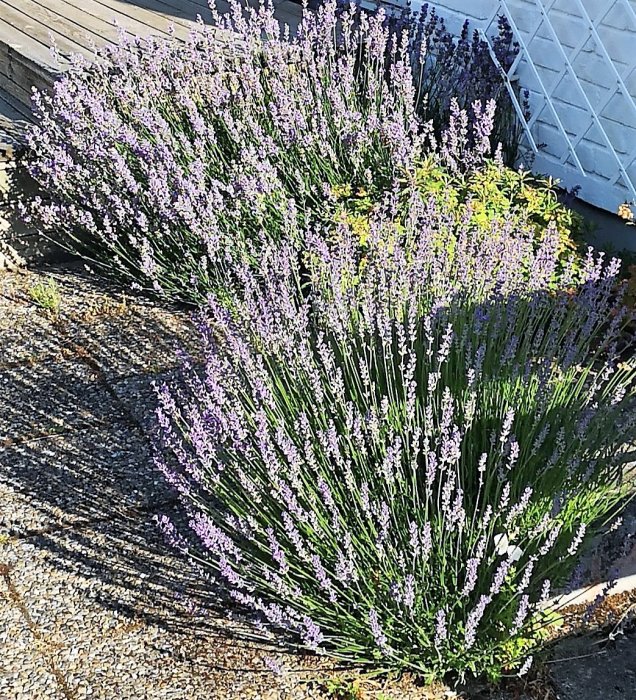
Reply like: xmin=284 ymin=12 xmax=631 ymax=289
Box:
xmin=490 ymin=559 xmax=511 ymax=596
xmin=311 ymin=554 xmax=337 ymax=604
xmin=263 ymin=657 xmax=284 ymax=676
xmin=403 ymin=575 xmax=416 ymax=610
xmin=435 ymin=609 xmax=448 ymax=645
xmin=465 ymin=595 xmax=491 ymax=649
xmin=511 ymin=594 xmax=530 ymax=633
xmin=267 ymin=528 xmax=290 ymax=575
xmin=540 ymin=580 xmax=552 ymax=603
xmin=369 ymin=609 xmax=389 ymax=653
xmin=420 ymin=523 xmax=433 ymax=561
xmin=567 ymin=524 xmax=587 ymax=556
xmin=154 ymin=514 xmax=188 ymax=553
xmin=301 ymin=615 xmax=324 ymax=651
xmin=463 ymin=558 xmax=480 ymax=597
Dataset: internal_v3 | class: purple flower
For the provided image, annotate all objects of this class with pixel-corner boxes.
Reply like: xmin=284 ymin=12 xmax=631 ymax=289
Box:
xmin=311 ymin=554 xmax=337 ymax=603
xmin=408 ymin=520 xmax=420 ymax=556
xmin=420 ymin=522 xmax=432 ymax=560
xmin=154 ymin=514 xmax=188 ymax=553
xmin=511 ymin=594 xmax=530 ymax=633
xmin=490 ymin=559 xmax=511 ymax=596
xmin=518 ymin=655 xmax=533 ymax=677
xmin=266 ymin=528 xmax=289 ymax=575
xmin=189 ymin=513 xmax=240 ymax=559
xmin=403 ymin=574 xmax=416 ymax=610
xmin=465 ymin=595 xmax=491 ymax=649
xmin=540 ymin=579 xmax=551 ymax=603
xmin=369 ymin=609 xmax=389 ymax=653
xmin=301 ymin=615 xmax=324 ymax=651
xmin=434 ymin=609 xmax=448 ymax=645
xmin=463 ymin=558 xmax=480 ymax=597
xmin=263 ymin=657 xmax=284 ymax=676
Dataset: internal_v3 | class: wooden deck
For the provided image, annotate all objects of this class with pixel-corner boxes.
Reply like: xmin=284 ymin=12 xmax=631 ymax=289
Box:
xmin=0 ymin=0 xmax=303 ymax=133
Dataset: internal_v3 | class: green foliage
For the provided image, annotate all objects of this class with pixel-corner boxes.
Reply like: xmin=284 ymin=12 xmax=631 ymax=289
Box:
xmin=412 ymin=158 xmax=584 ymax=259
xmin=324 ymin=677 xmax=364 ymax=699
xmin=329 ymin=159 xmax=586 ymax=275
xmin=28 ymin=277 xmax=61 ymax=315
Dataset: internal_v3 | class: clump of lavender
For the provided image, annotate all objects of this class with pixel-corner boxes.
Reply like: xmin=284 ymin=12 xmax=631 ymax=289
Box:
xmin=25 ymin=0 xmax=429 ymax=303
xmin=155 ymin=193 xmax=636 ymax=681
xmin=25 ymin=0 xmax=528 ymax=303
xmin=393 ymin=5 xmax=530 ymax=164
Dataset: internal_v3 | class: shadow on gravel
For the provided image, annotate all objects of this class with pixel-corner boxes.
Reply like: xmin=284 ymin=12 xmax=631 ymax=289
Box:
xmin=0 ymin=264 xmax=284 ymax=653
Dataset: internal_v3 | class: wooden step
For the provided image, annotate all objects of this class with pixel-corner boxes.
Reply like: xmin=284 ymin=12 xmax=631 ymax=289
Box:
xmin=0 ymin=9 xmax=65 ymax=112
xmin=0 ymin=85 xmax=31 ymax=151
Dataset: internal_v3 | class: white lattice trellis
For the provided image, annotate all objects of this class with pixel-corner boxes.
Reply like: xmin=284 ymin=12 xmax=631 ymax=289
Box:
xmin=479 ymin=0 xmax=636 ymax=211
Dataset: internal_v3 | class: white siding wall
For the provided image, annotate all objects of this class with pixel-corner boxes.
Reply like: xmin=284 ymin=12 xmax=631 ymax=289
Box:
xmin=419 ymin=0 xmax=636 ymax=213
xmin=421 ymin=0 xmax=494 ymax=34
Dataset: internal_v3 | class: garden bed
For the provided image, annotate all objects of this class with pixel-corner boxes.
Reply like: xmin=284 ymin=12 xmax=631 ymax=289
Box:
xmin=4 ymin=0 xmax=636 ymax=695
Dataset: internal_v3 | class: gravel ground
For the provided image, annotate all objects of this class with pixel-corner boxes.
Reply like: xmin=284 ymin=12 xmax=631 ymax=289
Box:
xmin=1 ymin=263 xmax=634 ymax=700
xmin=0 ymin=359 xmax=123 ymax=442
xmin=0 ymin=422 xmax=165 ymax=537
xmin=549 ymin=631 xmax=636 ymax=699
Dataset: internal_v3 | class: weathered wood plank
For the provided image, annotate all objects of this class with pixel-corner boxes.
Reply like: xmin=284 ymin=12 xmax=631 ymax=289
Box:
xmin=0 ymin=2 xmax=86 ymax=71
xmin=42 ymin=0 xmax=178 ymax=43
xmin=145 ymin=0 xmax=216 ymax=20
xmin=0 ymin=15 xmax=63 ymax=107
xmin=0 ymin=42 xmax=55 ymax=91
xmin=0 ymin=86 xmax=31 ymax=147
xmin=88 ymin=0 xmax=201 ymax=36
xmin=0 ymin=85 xmax=31 ymax=121
xmin=1 ymin=0 xmax=115 ymax=54
xmin=0 ymin=70 xmax=33 ymax=108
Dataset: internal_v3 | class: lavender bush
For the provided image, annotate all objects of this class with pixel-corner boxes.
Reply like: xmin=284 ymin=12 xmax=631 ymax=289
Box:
xmin=398 ymin=6 xmax=530 ymax=165
xmin=155 ymin=193 xmax=636 ymax=681
xmin=25 ymin=0 xmax=526 ymax=303
xmin=26 ymin=1 xmax=427 ymax=302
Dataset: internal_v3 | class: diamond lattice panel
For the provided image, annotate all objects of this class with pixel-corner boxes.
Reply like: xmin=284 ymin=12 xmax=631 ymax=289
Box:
xmin=481 ymin=0 xmax=636 ymax=211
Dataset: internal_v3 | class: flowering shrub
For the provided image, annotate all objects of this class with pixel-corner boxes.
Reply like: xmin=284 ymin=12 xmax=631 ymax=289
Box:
xmin=26 ymin=1 xmax=428 ymax=302
xmin=155 ymin=194 xmax=636 ymax=681
xmin=400 ymin=6 xmax=529 ymax=164
xmin=25 ymin=0 xmax=526 ymax=303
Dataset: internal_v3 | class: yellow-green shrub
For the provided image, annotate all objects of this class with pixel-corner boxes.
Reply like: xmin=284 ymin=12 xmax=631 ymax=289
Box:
xmin=329 ymin=160 xmax=585 ymax=273
xmin=412 ymin=158 xmax=583 ymax=259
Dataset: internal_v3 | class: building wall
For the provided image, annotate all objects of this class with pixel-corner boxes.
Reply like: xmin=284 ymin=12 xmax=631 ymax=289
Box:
xmin=421 ymin=0 xmax=494 ymax=34
xmin=419 ymin=0 xmax=636 ymax=214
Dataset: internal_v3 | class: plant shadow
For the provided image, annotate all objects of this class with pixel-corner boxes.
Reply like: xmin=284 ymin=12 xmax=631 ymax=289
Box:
xmin=0 ymin=263 xmax=292 ymax=659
